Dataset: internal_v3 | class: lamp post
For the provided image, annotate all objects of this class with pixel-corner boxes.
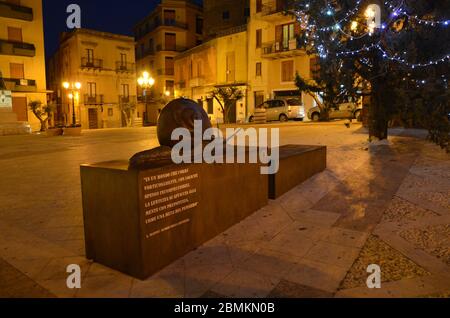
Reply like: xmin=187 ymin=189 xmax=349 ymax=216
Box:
xmin=137 ymin=72 xmax=155 ymax=125
xmin=62 ymin=81 xmax=81 ymax=127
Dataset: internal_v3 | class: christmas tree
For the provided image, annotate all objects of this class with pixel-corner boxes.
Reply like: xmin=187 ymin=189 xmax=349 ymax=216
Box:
xmin=293 ymin=0 xmax=449 ymax=147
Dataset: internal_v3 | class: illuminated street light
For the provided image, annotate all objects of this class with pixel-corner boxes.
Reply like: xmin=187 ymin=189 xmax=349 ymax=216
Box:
xmin=62 ymin=81 xmax=82 ymax=126
xmin=137 ymin=71 xmax=155 ymax=125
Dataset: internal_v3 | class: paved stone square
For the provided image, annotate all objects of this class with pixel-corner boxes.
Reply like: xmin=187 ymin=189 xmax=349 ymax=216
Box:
xmin=0 ymin=122 xmax=449 ymax=298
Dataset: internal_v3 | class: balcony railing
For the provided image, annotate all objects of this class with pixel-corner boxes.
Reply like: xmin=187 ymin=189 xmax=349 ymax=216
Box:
xmin=138 ymin=47 xmax=155 ymax=59
xmin=261 ymin=39 xmax=305 ymax=58
xmin=81 ymin=58 xmax=103 ymax=70
xmin=3 ymin=78 xmax=36 ymax=92
xmin=84 ymin=94 xmax=104 ymax=105
xmin=0 ymin=1 xmax=33 ymax=21
xmin=119 ymin=95 xmax=137 ymax=104
xmin=156 ymin=44 xmax=187 ymax=52
xmin=0 ymin=39 xmax=35 ymax=57
xmin=157 ymin=68 xmax=175 ymax=76
xmin=116 ymin=62 xmax=135 ymax=73
xmin=261 ymin=0 xmax=288 ymax=16
xmin=136 ymin=19 xmax=188 ymax=39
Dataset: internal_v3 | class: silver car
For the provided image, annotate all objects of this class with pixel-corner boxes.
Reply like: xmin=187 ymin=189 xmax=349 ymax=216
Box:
xmin=308 ymin=102 xmax=363 ymax=122
xmin=249 ymin=99 xmax=305 ymax=123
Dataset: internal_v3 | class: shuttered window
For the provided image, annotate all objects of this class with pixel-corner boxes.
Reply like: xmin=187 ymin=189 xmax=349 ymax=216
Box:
xmin=281 ymin=60 xmax=294 ymax=82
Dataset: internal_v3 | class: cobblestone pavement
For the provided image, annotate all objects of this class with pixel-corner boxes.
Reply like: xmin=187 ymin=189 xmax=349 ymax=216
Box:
xmin=0 ymin=123 xmax=449 ymax=298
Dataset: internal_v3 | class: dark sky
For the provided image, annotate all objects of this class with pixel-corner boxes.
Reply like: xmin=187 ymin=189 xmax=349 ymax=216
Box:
xmin=42 ymin=0 xmax=160 ymax=58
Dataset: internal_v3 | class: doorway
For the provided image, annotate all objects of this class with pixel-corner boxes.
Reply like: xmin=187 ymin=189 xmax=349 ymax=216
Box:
xmin=12 ymin=97 xmax=27 ymax=121
xmin=88 ymin=108 xmax=98 ymax=129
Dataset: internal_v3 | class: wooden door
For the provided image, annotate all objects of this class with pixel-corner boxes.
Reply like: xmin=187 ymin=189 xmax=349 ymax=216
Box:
xmin=8 ymin=27 xmax=22 ymax=42
xmin=88 ymin=108 xmax=98 ymax=129
xmin=12 ymin=97 xmax=27 ymax=121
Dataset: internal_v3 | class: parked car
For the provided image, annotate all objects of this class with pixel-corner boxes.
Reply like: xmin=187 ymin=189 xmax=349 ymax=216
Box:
xmin=307 ymin=101 xmax=363 ymax=122
xmin=249 ymin=99 xmax=305 ymax=123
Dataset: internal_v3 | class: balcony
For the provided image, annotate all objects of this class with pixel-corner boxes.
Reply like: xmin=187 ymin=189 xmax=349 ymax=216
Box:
xmin=138 ymin=47 xmax=155 ymax=59
xmin=260 ymin=0 xmax=294 ymax=22
xmin=136 ymin=19 xmax=188 ymax=39
xmin=3 ymin=78 xmax=36 ymax=92
xmin=84 ymin=94 xmax=104 ymax=105
xmin=119 ymin=95 xmax=137 ymax=104
xmin=157 ymin=68 xmax=175 ymax=76
xmin=0 ymin=39 xmax=35 ymax=57
xmin=261 ymin=39 xmax=306 ymax=59
xmin=116 ymin=62 xmax=135 ymax=73
xmin=0 ymin=1 xmax=33 ymax=21
xmin=156 ymin=44 xmax=187 ymax=53
xmin=189 ymin=76 xmax=205 ymax=88
xmin=81 ymin=58 xmax=103 ymax=70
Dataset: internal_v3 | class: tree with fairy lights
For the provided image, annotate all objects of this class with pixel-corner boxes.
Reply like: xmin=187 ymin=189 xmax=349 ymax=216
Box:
xmin=293 ymin=0 xmax=449 ymax=144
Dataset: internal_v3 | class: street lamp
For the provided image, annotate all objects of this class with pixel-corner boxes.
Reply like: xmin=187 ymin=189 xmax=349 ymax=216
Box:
xmin=62 ymin=81 xmax=81 ymax=126
xmin=137 ymin=71 xmax=155 ymax=125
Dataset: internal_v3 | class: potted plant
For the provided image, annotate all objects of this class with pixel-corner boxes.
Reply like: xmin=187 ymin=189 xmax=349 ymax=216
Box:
xmin=28 ymin=100 xmax=55 ymax=133
xmin=46 ymin=125 xmax=64 ymax=137
xmin=63 ymin=124 xmax=82 ymax=136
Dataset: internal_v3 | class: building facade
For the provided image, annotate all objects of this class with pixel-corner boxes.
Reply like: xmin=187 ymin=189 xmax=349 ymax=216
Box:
xmin=203 ymin=0 xmax=250 ymax=39
xmin=174 ymin=26 xmax=248 ymax=124
xmin=246 ymin=0 xmax=316 ymax=117
xmin=0 ymin=0 xmax=48 ymax=132
xmin=134 ymin=0 xmax=204 ymax=124
xmin=47 ymin=29 xmax=137 ymax=130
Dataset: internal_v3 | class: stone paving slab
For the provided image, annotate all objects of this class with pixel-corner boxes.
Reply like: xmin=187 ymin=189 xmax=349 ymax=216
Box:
xmin=0 ymin=127 xmax=449 ymax=298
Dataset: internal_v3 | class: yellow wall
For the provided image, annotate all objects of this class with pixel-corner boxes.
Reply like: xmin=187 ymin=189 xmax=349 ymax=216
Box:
xmin=48 ymin=29 xmax=137 ymax=129
xmin=0 ymin=0 xmax=47 ymax=131
xmin=174 ymin=30 xmax=249 ymax=123
xmin=135 ymin=0 xmax=203 ymax=101
xmin=246 ymin=0 xmax=315 ymax=118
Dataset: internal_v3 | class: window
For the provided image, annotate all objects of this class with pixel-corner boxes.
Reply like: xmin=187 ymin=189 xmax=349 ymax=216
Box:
xmin=196 ymin=17 xmax=203 ymax=34
xmin=165 ymin=80 xmax=174 ymax=96
xmin=281 ymin=60 xmax=294 ymax=82
xmin=256 ymin=29 xmax=262 ymax=48
xmin=120 ymin=53 xmax=127 ymax=66
xmin=86 ymin=49 xmax=94 ymax=62
xmin=108 ymin=108 xmax=113 ymax=117
xmin=121 ymin=84 xmax=129 ymax=97
xmin=256 ymin=0 xmax=263 ymax=13
xmin=164 ymin=9 xmax=176 ymax=23
xmin=8 ymin=27 xmax=22 ymax=42
xmin=165 ymin=57 xmax=174 ymax=75
xmin=244 ymin=7 xmax=250 ymax=17
xmin=310 ymin=57 xmax=320 ymax=78
xmin=222 ymin=11 xmax=230 ymax=20
xmin=207 ymin=98 xmax=214 ymax=115
xmin=148 ymin=38 xmax=154 ymax=53
xmin=87 ymin=82 xmax=96 ymax=97
xmin=10 ymin=63 xmax=24 ymax=79
xmin=165 ymin=33 xmax=176 ymax=51
xmin=256 ymin=62 xmax=262 ymax=77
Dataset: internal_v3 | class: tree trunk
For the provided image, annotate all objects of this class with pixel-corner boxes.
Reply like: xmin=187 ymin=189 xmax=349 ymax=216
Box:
xmin=369 ymin=81 xmax=388 ymax=140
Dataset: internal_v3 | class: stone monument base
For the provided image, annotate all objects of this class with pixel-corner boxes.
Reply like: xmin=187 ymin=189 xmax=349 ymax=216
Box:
xmin=81 ymin=158 xmax=268 ymax=279
xmin=269 ymin=145 xmax=327 ymax=199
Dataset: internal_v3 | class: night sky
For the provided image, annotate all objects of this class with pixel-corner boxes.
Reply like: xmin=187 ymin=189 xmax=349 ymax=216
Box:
xmin=42 ymin=0 xmax=160 ymax=58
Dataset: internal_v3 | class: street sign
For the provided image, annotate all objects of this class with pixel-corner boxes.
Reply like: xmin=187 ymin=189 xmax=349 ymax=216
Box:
xmin=0 ymin=90 xmax=12 ymax=108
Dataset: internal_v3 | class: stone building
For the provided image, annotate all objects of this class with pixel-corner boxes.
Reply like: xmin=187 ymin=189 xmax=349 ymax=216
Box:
xmin=0 ymin=0 xmax=48 ymax=133
xmin=47 ymin=29 xmax=137 ymax=129
xmin=134 ymin=0 xmax=203 ymax=124
xmin=174 ymin=26 xmax=248 ymax=124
